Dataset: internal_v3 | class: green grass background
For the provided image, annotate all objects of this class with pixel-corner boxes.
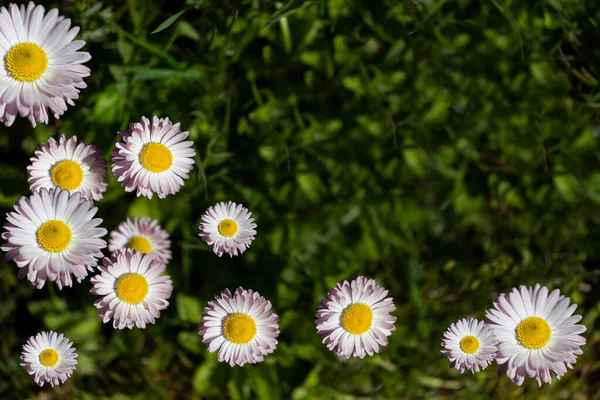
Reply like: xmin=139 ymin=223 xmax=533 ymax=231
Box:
xmin=0 ymin=0 xmax=599 ymax=398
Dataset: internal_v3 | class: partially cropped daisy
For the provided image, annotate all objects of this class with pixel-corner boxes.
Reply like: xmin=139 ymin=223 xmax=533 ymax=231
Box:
xmin=315 ymin=276 xmax=397 ymax=358
xmin=0 ymin=2 xmax=91 ymax=127
xmin=20 ymin=331 xmax=77 ymax=387
xmin=199 ymin=287 xmax=279 ymax=367
xmin=27 ymin=135 xmax=107 ymax=201
xmin=199 ymin=201 xmax=257 ymax=257
xmin=441 ymin=318 xmax=498 ymax=374
xmin=111 ymin=116 xmax=196 ymax=199
xmin=90 ymin=249 xmax=173 ymax=330
xmin=1 ymin=188 xmax=106 ymax=289
xmin=108 ymin=217 xmax=171 ymax=265
xmin=486 ymin=283 xmax=587 ymax=386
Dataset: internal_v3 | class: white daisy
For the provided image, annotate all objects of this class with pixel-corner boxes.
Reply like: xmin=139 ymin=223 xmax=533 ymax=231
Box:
xmin=199 ymin=201 xmax=257 ymax=257
xmin=1 ymin=188 xmax=107 ymax=289
xmin=0 ymin=1 xmax=91 ymax=127
xmin=20 ymin=331 xmax=77 ymax=387
xmin=441 ymin=317 xmax=499 ymax=373
xmin=108 ymin=216 xmax=171 ymax=265
xmin=27 ymin=134 xmax=107 ymax=202
xmin=486 ymin=283 xmax=587 ymax=386
xmin=90 ymin=248 xmax=173 ymax=330
xmin=111 ymin=116 xmax=196 ymax=199
xmin=199 ymin=287 xmax=280 ymax=367
xmin=315 ymin=276 xmax=397 ymax=358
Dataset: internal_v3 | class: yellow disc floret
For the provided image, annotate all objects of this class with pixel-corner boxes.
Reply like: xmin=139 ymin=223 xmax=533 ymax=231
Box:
xmin=223 ymin=313 xmax=257 ymax=344
xmin=459 ymin=335 xmax=480 ymax=354
xmin=51 ymin=160 xmax=84 ymax=191
xmin=218 ymin=219 xmax=238 ymax=237
xmin=116 ymin=273 xmax=149 ymax=304
xmin=342 ymin=303 xmax=373 ymax=335
xmin=37 ymin=220 xmax=72 ymax=252
xmin=5 ymin=42 xmax=48 ymax=82
xmin=516 ymin=316 xmax=551 ymax=349
xmin=139 ymin=143 xmax=173 ymax=172
xmin=39 ymin=348 xmax=59 ymax=367
xmin=127 ymin=236 xmax=152 ymax=254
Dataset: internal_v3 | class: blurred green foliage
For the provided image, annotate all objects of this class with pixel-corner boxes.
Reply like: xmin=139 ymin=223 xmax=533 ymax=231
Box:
xmin=1 ymin=0 xmax=600 ymax=398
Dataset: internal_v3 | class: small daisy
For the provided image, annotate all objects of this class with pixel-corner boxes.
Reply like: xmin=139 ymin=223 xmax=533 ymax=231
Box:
xmin=486 ymin=283 xmax=587 ymax=386
xmin=199 ymin=201 xmax=257 ymax=257
xmin=90 ymin=248 xmax=173 ymax=330
xmin=0 ymin=2 xmax=91 ymax=127
xmin=315 ymin=276 xmax=397 ymax=359
xmin=1 ymin=188 xmax=106 ymax=289
xmin=441 ymin=318 xmax=499 ymax=373
xmin=111 ymin=116 xmax=196 ymax=199
xmin=27 ymin=134 xmax=107 ymax=202
xmin=199 ymin=287 xmax=280 ymax=367
xmin=20 ymin=331 xmax=77 ymax=387
xmin=108 ymin=216 xmax=171 ymax=265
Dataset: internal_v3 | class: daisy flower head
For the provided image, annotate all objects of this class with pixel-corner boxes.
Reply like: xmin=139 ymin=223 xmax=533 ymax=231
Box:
xmin=315 ymin=276 xmax=397 ymax=359
xmin=27 ymin=134 xmax=107 ymax=202
xmin=0 ymin=2 xmax=91 ymax=127
xmin=199 ymin=287 xmax=280 ymax=367
xmin=1 ymin=188 xmax=106 ymax=289
xmin=111 ymin=116 xmax=196 ymax=199
xmin=441 ymin=318 xmax=499 ymax=374
xmin=108 ymin=216 xmax=171 ymax=265
xmin=486 ymin=283 xmax=587 ymax=386
xmin=199 ymin=201 xmax=257 ymax=257
xmin=90 ymin=248 xmax=173 ymax=330
xmin=20 ymin=331 xmax=77 ymax=387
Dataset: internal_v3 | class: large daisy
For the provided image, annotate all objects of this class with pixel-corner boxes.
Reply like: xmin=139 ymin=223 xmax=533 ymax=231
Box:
xmin=0 ymin=2 xmax=91 ymax=127
xmin=1 ymin=188 xmax=106 ymax=289
xmin=111 ymin=116 xmax=196 ymax=199
xmin=108 ymin=216 xmax=171 ymax=265
xmin=199 ymin=201 xmax=257 ymax=257
xmin=27 ymin=134 xmax=107 ymax=202
xmin=20 ymin=331 xmax=77 ymax=387
xmin=485 ymin=283 xmax=587 ymax=386
xmin=441 ymin=317 xmax=499 ymax=374
xmin=90 ymin=249 xmax=173 ymax=330
xmin=199 ymin=287 xmax=280 ymax=367
xmin=315 ymin=276 xmax=397 ymax=358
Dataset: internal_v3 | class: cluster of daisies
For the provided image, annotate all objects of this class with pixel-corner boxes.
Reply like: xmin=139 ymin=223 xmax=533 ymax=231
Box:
xmin=1 ymin=0 xmax=587 ymax=391
xmin=441 ymin=284 xmax=587 ymax=387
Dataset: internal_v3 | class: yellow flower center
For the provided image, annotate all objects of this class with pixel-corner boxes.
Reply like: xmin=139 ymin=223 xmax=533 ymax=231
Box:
xmin=223 ymin=313 xmax=257 ymax=344
xmin=39 ymin=348 xmax=59 ymax=367
xmin=342 ymin=303 xmax=373 ymax=335
xmin=36 ymin=220 xmax=72 ymax=252
xmin=139 ymin=143 xmax=173 ymax=173
xmin=516 ymin=316 xmax=552 ymax=349
xmin=218 ymin=219 xmax=238 ymax=237
xmin=5 ymin=42 xmax=48 ymax=82
xmin=127 ymin=236 xmax=152 ymax=254
xmin=115 ymin=273 xmax=149 ymax=304
xmin=459 ymin=335 xmax=480 ymax=354
xmin=51 ymin=160 xmax=84 ymax=191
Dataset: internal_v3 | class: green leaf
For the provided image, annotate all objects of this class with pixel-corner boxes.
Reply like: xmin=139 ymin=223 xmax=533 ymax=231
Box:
xmin=151 ymin=9 xmax=188 ymax=34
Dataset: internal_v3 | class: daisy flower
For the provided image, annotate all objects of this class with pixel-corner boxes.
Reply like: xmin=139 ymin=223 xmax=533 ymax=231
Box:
xmin=27 ymin=134 xmax=107 ymax=202
xmin=90 ymin=248 xmax=173 ymax=330
xmin=0 ymin=2 xmax=91 ymax=127
xmin=108 ymin=216 xmax=171 ymax=265
xmin=1 ymin=188 xmax=106 ymax=289
xmin=441 ymin=317 xmax=499 ymax=373
xmin=315 ymin=276 xmax=397 ymax=359
xmin=199 ymin=287 xmax=280 ymax=367
xmin=111 ymin=116 xmax=196 ymax=199
xmin=20 ymin=331 xmax=77 ymax=387
xmin=486 ymin=283 xmax=587 ymax=386
xmin=199 ymin=201 xmax=257 ymax=257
